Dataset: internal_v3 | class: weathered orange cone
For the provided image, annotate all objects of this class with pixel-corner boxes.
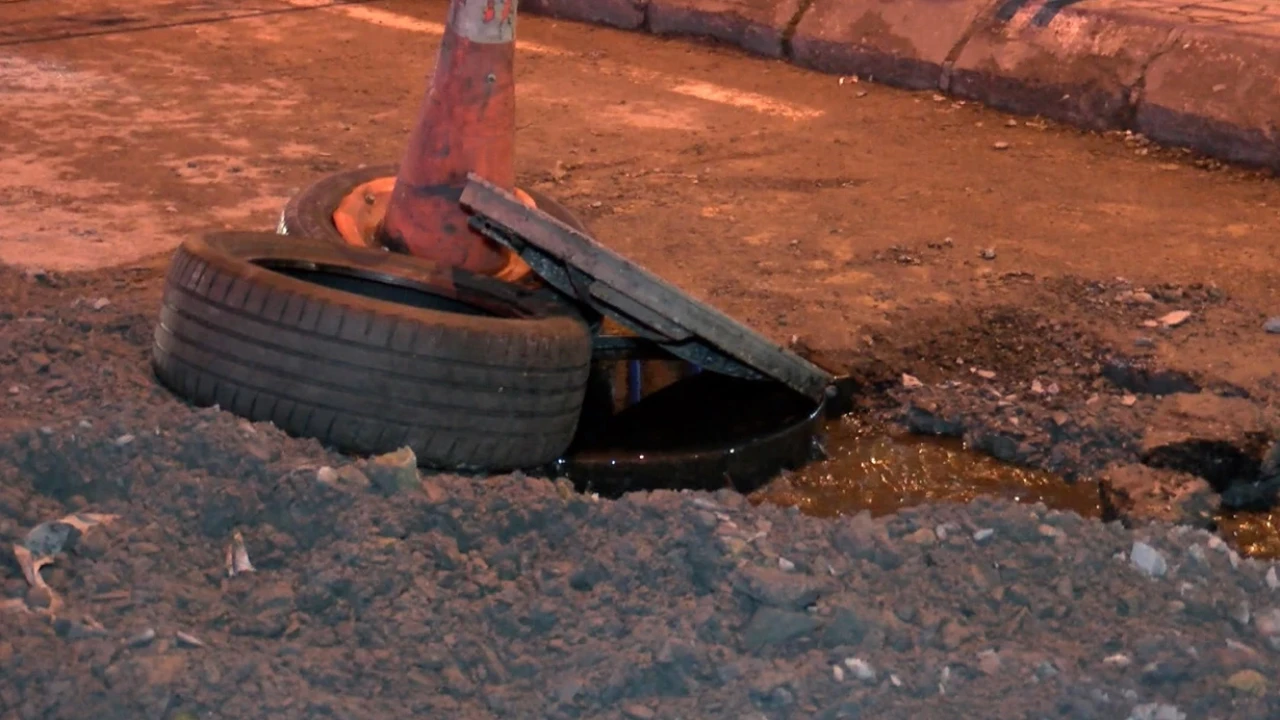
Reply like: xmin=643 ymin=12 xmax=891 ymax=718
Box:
xmin=377 ymin=0 xmax=522 ymax=277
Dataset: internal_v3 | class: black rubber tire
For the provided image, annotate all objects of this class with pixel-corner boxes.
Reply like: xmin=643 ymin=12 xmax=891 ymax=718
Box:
xmin=153 ymin=231 xmax=592 ymax=470
xmin=278 ymin=163 xmax=590 ymax=242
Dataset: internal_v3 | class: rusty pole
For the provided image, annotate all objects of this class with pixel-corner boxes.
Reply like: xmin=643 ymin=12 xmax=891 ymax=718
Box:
xmin=377 ymin=0 xmax=519 ymax=276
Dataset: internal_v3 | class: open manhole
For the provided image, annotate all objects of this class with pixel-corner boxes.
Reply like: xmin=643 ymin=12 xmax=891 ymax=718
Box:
xmin=553 ymin=359 xmax=825 ymax=496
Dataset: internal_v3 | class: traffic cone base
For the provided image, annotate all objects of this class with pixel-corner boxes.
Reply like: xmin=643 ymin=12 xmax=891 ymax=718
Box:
xmin=334 ymin=174 xmax=537 ymax=283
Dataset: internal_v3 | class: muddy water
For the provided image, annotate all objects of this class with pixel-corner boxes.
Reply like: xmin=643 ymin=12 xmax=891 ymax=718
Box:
xmin=756 ymin=416 xmax=1280 ymax=560
xmin=1219 ymin=511 xmax=1280 ymax=559
xmin=751 ymin=417 xmax=1104 ymax=520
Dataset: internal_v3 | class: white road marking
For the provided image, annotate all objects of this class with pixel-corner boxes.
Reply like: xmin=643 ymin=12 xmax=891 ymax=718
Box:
xmin=667 ymin=80 xmax=819 ymax=121
xmin=281 ymin=0 xmax=822 ymax=120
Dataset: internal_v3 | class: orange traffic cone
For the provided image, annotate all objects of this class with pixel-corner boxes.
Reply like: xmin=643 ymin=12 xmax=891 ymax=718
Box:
xmin=377 ymin=0 xmax=523 ymax=277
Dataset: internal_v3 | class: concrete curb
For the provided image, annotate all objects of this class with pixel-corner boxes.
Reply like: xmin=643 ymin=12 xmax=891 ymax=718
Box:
xmin=523 ymin=0 xmax=1280 ymax=172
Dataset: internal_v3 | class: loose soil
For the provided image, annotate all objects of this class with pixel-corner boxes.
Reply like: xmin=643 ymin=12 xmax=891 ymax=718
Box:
xmin=3 ymin=0 xmax=1280 ymax=717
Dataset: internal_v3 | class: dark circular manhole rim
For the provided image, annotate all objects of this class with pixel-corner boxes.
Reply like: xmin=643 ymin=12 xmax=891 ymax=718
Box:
xmin=553 ymin=368 xmax=827 ymax=497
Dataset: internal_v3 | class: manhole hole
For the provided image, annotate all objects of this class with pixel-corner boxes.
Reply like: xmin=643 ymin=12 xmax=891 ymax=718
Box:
xmin=554 ymin=359 xmax=824 ymax=496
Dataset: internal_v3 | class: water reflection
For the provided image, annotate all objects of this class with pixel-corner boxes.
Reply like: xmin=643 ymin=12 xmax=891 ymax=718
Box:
xmin=752 ymin=417 xmax=1103 ymax=519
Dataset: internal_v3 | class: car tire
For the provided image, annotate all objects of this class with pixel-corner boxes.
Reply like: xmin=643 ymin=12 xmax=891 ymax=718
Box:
xmin=153 ymin=231 xmax=592 ymax=470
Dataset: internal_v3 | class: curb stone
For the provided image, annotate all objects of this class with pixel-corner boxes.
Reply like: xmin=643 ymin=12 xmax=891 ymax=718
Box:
xmin=648 ymin=0 xmax=803 ymax=58
xmin=524 ymin=0 xmax=1280 ymax=171
xmin=947 ymin=0 xmax=1181 ymax=131
xmin=1137 ymin=24 xmax=1280 ymax=169
xmin=522 ymin=0 xmax=648 ymax=29
xmin=790 ymin=0 xmax=991 ymax=91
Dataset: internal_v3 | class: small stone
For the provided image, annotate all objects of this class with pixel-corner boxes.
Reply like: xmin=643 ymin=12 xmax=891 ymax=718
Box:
xmin=336 ymin=466 xmax=371 ymax=489
xmin=1157 ymin=310 xmax=1191 ymax=328
xmin=742 ymin=608 xmax=822 ymax=651
xmin=1128 ymin=703 xmax=1185 ymax=720
xmin=1131 ymin=541 xmax=1167 ymax=577
xmin=832 ymin=664 xmax=845 ymax=682
xmin=90 ymin=297 xmax=111 ymax=311
xmin=940 ymin=620 xmax=973 ymax=650
xmin=1253 ymin=607 xmax=1280 ymax=637
xmin=315 ymin=467 xmax=339 ymax=485
xmin=973 ymin=528 xmax=995 ymax=544
xmin=175 ymin=631 xmax=205 ymax=648
xmin=979 ymin=248 xmax=997 ymax=260
xmin=1266 ymin=566 xmax=1279 ymax=590
xmin=1265 ymin=317 xmax=1280 ymax=334
xmin=127 ymin=628 xmax=156 ymax=648
xmin=1037 ymin=524 xmax=1062 ymax=539
xmin=1131 ymin=291 xmax=1155 ymax=304
xmin=365 ymin=447 xmax=420 ymax=493
xmin=977 ymin=649 xmax=1001 ymax=675
xmin=904 ymin=528 xmax=936 ymax=546
xmin=975 ymin=369 xmax=996 ymax=380
xmin=1121 ymin=394 xmax=1138 ymax=407
xmin=992 ymin=141 xmax=1011 ymax=151
xmin=25 ymin=353 xmax=52 ymax=373
xmin=421 ymin=478 xmax=448 ymax=504
xmin=901 ymin=373 xmax=923 ymax=389
xmin=1104 ymin=653 xmax=1133 ymax=668
xmin=621 ymin=704 xmax=655 ymax=720
xmin=733 ymin=566 xmax=828 ymax=610
xmin=843 ymin=657 xmax=876 ymax=683
xmin=113 ymin=434 xmax=135 ymax=447
xmin=1226 ymin=668 xmax=1267 ymax=695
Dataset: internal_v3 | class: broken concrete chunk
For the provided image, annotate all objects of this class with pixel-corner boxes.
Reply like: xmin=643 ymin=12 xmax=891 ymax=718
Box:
xmin=1098 ymin=463 xmax=1219 ymax=527
xmin=732 ymin=565 xmax=830 ymax=610
xmin=1141 ymin=393 xmax=1275 ymax=459
xmin=365 ymin=447 xmax=421 ymax=493
xmin=1131 ymin=541 xmax=1168 ymax=578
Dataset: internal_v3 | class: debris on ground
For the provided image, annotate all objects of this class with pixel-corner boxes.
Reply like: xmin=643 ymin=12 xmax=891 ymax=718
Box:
xmin=364 ymin=447 xmax=421 ymax=493
xmin=1158 ymin=310 xmax=1192 ymax=328
xmin=225 ymin=530 xmax=255 ymax=577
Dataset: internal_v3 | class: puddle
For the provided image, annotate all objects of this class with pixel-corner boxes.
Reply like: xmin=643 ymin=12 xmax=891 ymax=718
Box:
xmin=1219 ymin=511 xmax=1280 ymax=559
xmin=752 ymin=417 xmax=1104 ymax=520
xmin=759 ymin=415 xmax=1280 ymax=560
